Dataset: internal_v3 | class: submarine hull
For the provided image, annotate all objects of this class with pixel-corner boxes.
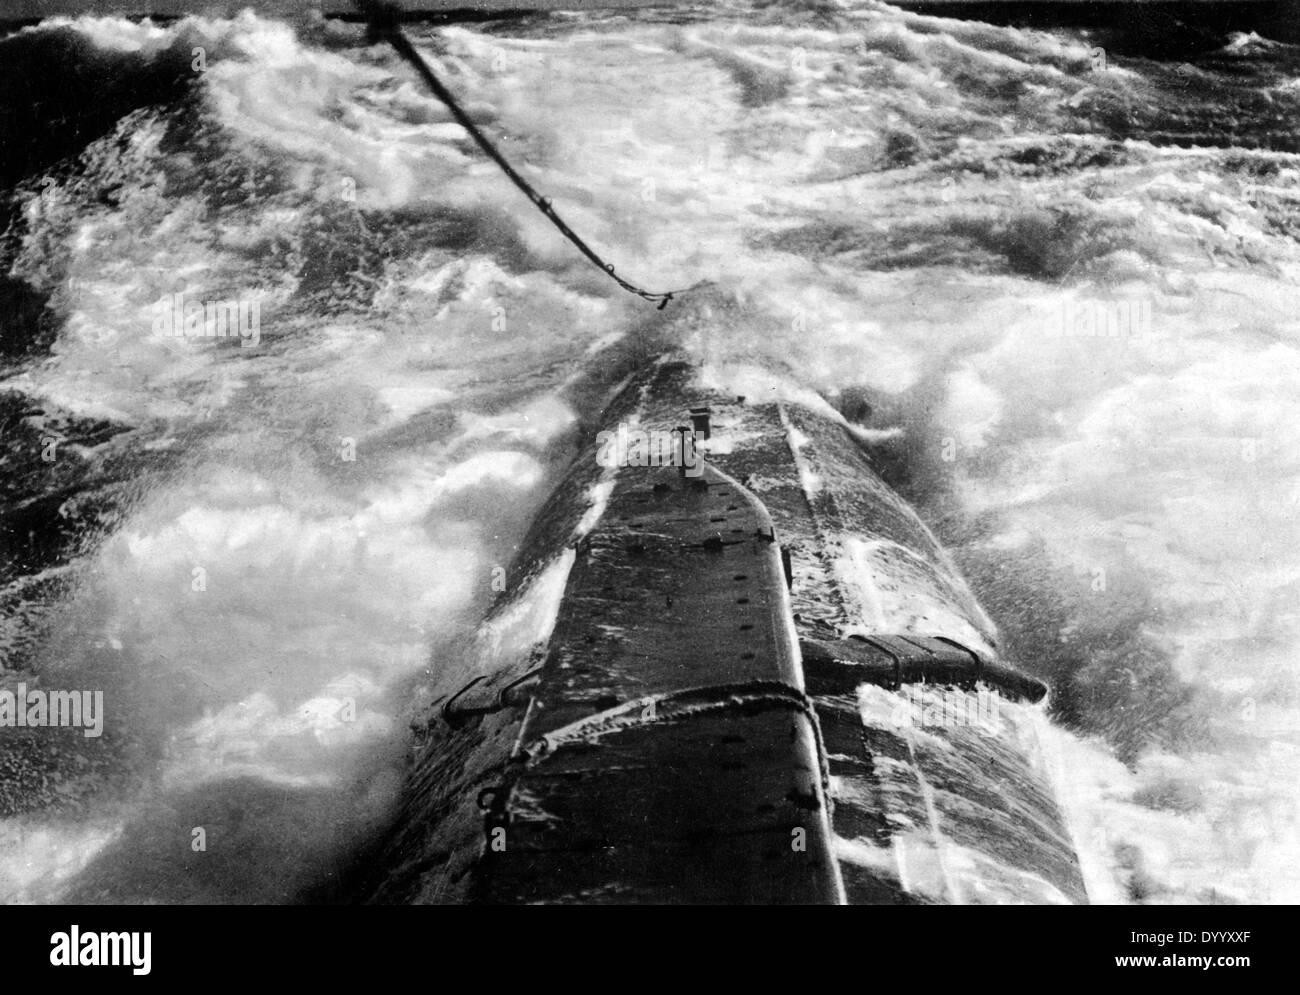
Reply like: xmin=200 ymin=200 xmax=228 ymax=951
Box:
xmin=364 ymin=359 xmax=1088 ymax=905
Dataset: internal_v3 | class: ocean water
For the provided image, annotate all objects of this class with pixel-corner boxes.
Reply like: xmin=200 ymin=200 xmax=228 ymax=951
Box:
xmin=1 ymin=0 xmax=1298 ymax=904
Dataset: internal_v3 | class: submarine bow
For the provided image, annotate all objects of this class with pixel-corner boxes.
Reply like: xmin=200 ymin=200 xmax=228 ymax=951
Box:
xmin=361 ymin=360 xmax=1089 ymax=905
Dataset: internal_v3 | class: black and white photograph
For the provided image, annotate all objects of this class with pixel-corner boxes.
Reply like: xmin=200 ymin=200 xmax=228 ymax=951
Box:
xmin=0 ymin=0 xmax=1293 ymax=945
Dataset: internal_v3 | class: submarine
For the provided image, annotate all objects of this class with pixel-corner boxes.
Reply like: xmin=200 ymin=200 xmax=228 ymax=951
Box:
xmin=356 ymin=355 xmax=1090 ymax=904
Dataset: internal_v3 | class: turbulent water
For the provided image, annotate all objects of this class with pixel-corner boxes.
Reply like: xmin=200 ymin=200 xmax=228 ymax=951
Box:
xmin=1 ymin=0 xmax=1298 ymax=904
